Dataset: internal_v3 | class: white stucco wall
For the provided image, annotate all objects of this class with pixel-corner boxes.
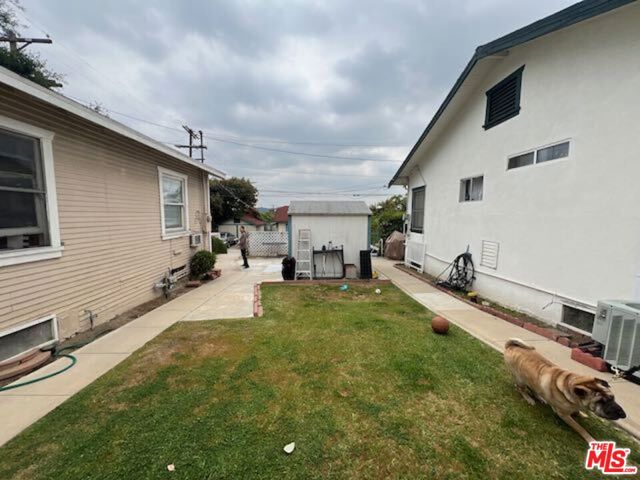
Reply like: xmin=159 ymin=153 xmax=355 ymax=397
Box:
xmin=290 ymin=215 xmax=369 ymax=276
xmin=405 ymin=4 xmax=640 ymax=327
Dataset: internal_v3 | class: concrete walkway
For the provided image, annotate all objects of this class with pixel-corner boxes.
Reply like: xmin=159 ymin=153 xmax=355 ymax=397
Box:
xmin=0 ymin=253 xmax=282 ymax=447
xmin=373 ymin=257 xmax=640 ymax=439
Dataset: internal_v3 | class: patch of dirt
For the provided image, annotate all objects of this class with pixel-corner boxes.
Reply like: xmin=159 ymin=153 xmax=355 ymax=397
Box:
xmin=119 ymin=327 xmax=249 ymax=392
xmin=58 ymin=282 xmax=194 ymax=353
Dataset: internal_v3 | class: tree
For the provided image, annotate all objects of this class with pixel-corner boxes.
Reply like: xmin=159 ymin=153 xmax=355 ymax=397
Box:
xmin=0 ymin=0 xmax=63 ymax=89
xmin=210 ymin=177 xmax=258 ymax=225
xmin=370 ymin=194 xmax=406 ymax=243
xmin=260 ymin=209 xmax=274 ymax=224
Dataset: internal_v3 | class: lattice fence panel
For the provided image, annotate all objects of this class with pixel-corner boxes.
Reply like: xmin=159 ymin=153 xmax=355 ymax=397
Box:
xmin=248 ymin=231 xmax=289 ymax=257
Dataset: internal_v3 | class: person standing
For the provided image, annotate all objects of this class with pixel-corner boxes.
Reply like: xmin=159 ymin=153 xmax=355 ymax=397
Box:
xmin=238 ymin=226 xmax=249 ymax=269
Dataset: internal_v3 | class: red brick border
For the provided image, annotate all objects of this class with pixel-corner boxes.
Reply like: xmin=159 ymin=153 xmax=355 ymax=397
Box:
xmin=253 ymin=283 xmax=263 ymax=317
xmin=571 ymin=348 xmax=608 ymax=372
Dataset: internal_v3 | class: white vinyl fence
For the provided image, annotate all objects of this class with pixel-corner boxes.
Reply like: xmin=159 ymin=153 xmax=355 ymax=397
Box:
xmin=248 ymin=231 xmax=289 ymax=257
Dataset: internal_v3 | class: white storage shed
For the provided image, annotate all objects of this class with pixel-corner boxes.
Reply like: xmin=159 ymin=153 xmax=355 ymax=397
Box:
xmin=288 ymin=201 xmax=371 ymax=278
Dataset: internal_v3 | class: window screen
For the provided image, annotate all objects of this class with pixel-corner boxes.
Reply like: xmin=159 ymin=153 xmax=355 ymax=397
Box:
xmin=508 ymin=151 xmax=535 ymax=170
xmin=410 ymin=186 xmax=425 ymax=233
xmin=159 ymin=169 xmax=188 ymax=234
xmin=537 ymin=142 xmax=570 ymax=163
xmin=0 ymin=128 xmax=50 ymax=250
xmin=562 ymin=305 xmax=595 ymax=333
xmin=484 ymin=66 xmax=524 ymax=130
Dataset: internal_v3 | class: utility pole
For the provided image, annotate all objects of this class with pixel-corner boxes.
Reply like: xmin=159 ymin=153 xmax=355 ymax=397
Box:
xmin=0 ymin=33 xmax=52 ymax=53
xmin=175 ymin=125 xmax=207 ymax=162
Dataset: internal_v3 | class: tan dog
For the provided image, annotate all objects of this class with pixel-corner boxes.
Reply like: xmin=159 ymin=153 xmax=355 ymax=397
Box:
xmin=504 ymin=338 xmax=626 ymax=443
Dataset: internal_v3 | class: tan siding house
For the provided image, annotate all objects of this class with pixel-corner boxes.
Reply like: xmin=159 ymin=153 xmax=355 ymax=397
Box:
xmin=0 ymin=67 xmax=224 ymax=357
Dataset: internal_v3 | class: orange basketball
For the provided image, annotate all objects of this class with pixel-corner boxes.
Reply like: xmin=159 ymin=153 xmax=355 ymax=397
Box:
xmin=431 ymin=316 xmax=450 ymax=335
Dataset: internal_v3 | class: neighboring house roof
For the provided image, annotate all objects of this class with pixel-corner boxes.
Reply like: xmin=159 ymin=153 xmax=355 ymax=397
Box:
xmin=273 ymin=205 xmax=289 ymax=223
xmin=389 ymin=0 xmax=635 ymax=186
xmin=0 ymin=66 xmax=225 ymax=179
xmin=289 ymin=201 xmax=370 ymax=216
xmin=218 ymin=214 xmax=266 ymax=226
xmin=242 ymin=214 xmax=265 ymax=226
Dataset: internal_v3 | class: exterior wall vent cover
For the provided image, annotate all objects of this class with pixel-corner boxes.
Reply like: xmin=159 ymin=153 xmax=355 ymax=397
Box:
xmin=483 ymin=66 xmax=524 ymax=129
xmin=480 ymin=240 xmax=499 ymax=269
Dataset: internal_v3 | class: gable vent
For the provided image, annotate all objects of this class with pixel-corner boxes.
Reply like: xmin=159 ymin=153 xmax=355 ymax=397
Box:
xmin=484 ymin=66 xmax=524 ymax=129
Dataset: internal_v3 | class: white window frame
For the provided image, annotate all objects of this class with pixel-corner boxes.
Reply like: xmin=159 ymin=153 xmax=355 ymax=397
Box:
xmin=0 ymin=115 xmax=62 ymax=267
xmin=459 ymin=175 xmax=484 ymax=203
xmin=410 ymin=185 xmax=425 ymax=233
xmin=507 ymin=139 xmax=571 ymax=171
xmin=158 ymin=166 xmax=190 ymax=239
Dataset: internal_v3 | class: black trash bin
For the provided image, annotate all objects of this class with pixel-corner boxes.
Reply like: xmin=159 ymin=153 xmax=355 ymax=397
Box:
xmin=359 ymin=250 xmax=372 ymax=279
xmin=282 ymin=256 xmax=296 ymax=280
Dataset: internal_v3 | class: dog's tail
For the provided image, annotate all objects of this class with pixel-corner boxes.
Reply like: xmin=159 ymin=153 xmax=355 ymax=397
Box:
xmin=505 ymin=338 xmax=534 ymax=350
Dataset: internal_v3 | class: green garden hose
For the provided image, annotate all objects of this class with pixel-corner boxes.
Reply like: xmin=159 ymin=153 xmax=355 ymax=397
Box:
xmin=0 ymin=354 xmax=77 ymax=392
xmin=0 ymin=327 xmax=113 ymax=392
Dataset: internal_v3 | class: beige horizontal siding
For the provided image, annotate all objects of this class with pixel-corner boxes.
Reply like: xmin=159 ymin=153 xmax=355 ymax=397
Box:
xmin=0 ymin=84 xmax=210 ymax=338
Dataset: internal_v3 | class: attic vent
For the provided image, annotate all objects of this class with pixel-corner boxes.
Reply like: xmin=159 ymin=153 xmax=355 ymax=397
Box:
xmin=483 ymin=66 xmax=524 ymax=130
xmin=480 ymin=240 xmax=499 ymax=269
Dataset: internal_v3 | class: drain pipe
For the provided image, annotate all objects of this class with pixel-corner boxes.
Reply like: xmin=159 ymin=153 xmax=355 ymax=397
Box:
xmin=84 ymin=309 xmax=98 ymax=330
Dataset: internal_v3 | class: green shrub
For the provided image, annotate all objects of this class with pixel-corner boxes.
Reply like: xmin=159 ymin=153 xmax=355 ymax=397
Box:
xmin=190 ymin=250 xmax=216 ymax=278
xmin=211 ymin=237 xmax=228 ymax=254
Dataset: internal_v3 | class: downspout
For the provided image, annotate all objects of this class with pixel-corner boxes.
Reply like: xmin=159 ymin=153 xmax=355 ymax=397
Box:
xmin=287 ymin=215 xmax=292 ymax=257
xmin=203 ymin=172 xmax=212 ymax=251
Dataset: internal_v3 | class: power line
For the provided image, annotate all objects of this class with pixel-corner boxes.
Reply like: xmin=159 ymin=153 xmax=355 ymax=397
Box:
xmin=230 ymin=165 xmax=390 ymax=178
xmin=66 ymin=101 xmax=402 ymax=163
xmin=202 ymin=135 xmax=401 ymax=163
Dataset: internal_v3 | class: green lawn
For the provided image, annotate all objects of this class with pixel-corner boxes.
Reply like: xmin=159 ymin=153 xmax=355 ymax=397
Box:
xmin=0 ymin=284 xmax=637 ymax=479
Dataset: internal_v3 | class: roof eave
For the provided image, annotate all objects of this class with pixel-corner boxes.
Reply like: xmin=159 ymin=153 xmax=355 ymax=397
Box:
xmin=0 ymin=66 xmax=226 ymax=179
xmin=388 ymin=0 xmax=636 ymax=187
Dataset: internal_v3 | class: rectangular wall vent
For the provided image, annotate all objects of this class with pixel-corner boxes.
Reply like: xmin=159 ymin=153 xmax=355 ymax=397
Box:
xmin=480 ymin=240 xmax=499 ymax=269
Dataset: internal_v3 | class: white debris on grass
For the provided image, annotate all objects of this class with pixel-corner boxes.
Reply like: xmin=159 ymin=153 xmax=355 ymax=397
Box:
xmin=167 ymin=464 xmax=175 ymax=471
xmin=284 ymin=442 xmax=296 ymax=454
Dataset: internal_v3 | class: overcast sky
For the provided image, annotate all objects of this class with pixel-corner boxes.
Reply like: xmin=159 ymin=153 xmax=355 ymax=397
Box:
xmin=18 ymin=0 xmax=573 ymax=208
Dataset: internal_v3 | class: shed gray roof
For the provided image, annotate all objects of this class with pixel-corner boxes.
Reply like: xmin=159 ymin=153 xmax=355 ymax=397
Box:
xmin=288 ymin=201 xmax=371 ymax=216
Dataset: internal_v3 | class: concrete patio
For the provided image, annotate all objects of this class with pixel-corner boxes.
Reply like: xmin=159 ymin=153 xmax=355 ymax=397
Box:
xmin=373 ymin=257 xmax=640 ymax=440
xmin=0 ymin=253 xmax=283 ymax=447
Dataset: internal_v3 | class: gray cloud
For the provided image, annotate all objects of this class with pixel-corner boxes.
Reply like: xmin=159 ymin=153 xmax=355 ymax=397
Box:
xmin=20 ymin=0 xmax=574 ymax=206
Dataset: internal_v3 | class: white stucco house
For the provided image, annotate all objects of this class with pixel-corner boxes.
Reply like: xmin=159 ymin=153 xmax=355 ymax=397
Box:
xmin=389 ymin=0 xmax=640 ymax=334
